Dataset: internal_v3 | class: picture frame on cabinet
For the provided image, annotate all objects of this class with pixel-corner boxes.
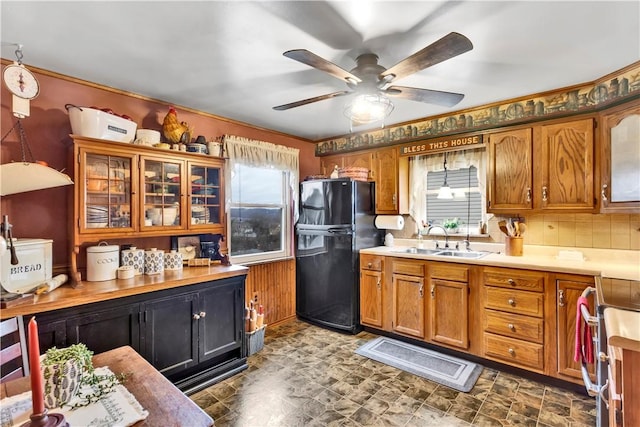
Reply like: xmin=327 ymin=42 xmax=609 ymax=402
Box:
xmin=171 ymin=233 xmax=225 ymax=261
xmin=171 ymin=235 xmax=201 ymax=260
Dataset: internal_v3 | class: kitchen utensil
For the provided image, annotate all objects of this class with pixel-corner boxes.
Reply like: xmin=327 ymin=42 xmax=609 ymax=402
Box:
xmin=498 ymin=220 xmax=510 ymax=236
xmin=517 ymin=223 xmax=527 ymax=235
xmin=506 ymin=221 xmax=515 ymax=237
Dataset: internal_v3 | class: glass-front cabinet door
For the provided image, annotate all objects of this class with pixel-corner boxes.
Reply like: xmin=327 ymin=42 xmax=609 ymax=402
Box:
xmin=141 ymin=157 xmax=185 ymax=229
xmin=189 ymin=161 xmax=223 ymax=228
xmin=80 ymin=150 xmax=135 ymax=233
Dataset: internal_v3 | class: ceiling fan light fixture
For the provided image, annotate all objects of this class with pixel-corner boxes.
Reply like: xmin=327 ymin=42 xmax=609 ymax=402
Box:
xmin=344 ymin=94 xmax=394 ymax=124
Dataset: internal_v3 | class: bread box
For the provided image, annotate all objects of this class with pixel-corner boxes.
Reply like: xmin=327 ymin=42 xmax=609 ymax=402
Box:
xmin=1 ymin=238 xmax=53 ymax=294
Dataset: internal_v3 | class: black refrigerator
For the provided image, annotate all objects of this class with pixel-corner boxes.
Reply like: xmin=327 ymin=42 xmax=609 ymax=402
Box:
xmin=295 ymin=178 xmax=381 ymax=334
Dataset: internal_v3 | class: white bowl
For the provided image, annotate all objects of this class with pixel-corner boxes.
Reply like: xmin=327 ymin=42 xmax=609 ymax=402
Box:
xmin=135 ymin=129 xmax=160 ymax=146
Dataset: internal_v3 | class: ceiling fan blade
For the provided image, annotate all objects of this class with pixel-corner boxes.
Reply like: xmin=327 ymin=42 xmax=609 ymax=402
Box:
xmin=273 ymin=91 xmax=352 ymax=111
xmin=386 ymin=86 xmax=464 ymax=107
xmin=283 ymin=50 xmax=362 ymax=84
xmin=380 ymin=32 xmax=473 ymax=82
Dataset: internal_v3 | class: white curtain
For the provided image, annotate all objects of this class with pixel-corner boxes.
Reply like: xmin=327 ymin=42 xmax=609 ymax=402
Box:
xmin=409 ymin=148 xmax=487 ymax=232
xmin=223 ymin=134 xmax=300 ymax=222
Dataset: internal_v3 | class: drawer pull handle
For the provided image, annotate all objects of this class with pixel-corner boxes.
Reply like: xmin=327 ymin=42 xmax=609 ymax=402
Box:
xmin=507 ymin=279 xmax=516 ymax=286
xmin=368 ymin=262 xmax=373 ymax=268
xmin=508 ymin=348 xmax=515 ymax=356
xmin=508 ymin=298 xmax=515 ymax=306
xmin=199 ymin=311 xmax=206 ymax=318
xmin=193 ymin=313 xmax=201 ymax=320
xmin=508 ymin=323 xmax=515 ymax=331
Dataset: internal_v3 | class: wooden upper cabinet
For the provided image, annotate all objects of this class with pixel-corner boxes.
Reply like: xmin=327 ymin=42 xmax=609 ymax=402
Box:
xmin=538 ymin=118 xmax=595 ymax=211
xmin=600 ymin=101 xmax=640 ymax=213
xmin=488 ymin=128 xmax=534 ymax=211
xmin=373 ymin=147 xmax=399 ymax=214
xmin=488 ymin=117 xmax=596 ymax=213
xmin=320 ymin=154 xmax=343 ymax=176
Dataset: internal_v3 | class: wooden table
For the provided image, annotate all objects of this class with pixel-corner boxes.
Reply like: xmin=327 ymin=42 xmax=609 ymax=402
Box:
xmin=1 ymin=346 xmax=213 ymax=427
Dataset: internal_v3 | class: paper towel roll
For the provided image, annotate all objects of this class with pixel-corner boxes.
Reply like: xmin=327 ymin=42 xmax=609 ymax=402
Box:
xmin=375 ymin=215 xmax=405 ymax=230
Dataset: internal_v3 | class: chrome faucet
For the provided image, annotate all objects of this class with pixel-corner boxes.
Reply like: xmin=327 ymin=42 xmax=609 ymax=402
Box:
xmin=426 ymin=225 xmax=449 ymax=249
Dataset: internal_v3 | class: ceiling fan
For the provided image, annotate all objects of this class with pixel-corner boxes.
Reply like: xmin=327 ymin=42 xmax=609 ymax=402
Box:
xmin=273 ymin=32 xmax=473 ymax=117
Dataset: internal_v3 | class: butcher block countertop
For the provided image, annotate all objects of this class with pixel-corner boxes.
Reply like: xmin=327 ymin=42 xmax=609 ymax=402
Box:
xmin=361 ymin=241 xmax=640 ymax=281
xmin=0 ymin=264 xmax=249 ymax=320
xmin=604 ymin=308 xmax=640 ymax=352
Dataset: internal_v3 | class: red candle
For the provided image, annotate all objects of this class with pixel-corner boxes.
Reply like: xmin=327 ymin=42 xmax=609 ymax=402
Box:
xmin=27 ymin=317 xmax=45 ymax=415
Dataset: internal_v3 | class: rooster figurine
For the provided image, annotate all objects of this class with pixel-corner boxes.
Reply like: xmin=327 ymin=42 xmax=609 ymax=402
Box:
xmin=162 ymin=107 xmax=193 ymax=144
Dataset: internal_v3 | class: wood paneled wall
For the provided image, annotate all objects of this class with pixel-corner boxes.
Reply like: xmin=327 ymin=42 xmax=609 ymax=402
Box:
xmin=244 ymin=259 xmax=296 ymax=326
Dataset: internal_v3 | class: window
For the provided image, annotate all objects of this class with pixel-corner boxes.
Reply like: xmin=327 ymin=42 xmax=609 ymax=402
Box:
xmin=224 ymin=135 xmax=299 ymax=264
xmin=229 ymin=164 xmax=291 ymax=262
xmin=409 ymin=148 xmax=487 ymax=235
xmin=426 ymin=166 xmax=482 ymax=233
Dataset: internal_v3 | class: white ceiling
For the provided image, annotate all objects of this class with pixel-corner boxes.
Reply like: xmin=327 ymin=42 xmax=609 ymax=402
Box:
xmin=1 ymin=1 xmax=638 ymax=141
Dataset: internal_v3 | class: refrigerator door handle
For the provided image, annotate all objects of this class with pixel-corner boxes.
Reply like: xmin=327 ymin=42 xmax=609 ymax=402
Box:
xmin=327 ymin=228 xmax=353 ymax=234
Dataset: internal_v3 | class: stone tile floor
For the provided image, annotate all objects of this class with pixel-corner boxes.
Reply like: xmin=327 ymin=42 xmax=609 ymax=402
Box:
xmin=191 ymin=320 xmax=596 ymax=426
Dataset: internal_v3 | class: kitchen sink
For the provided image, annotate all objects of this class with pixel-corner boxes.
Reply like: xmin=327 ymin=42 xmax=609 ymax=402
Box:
xmin=433 ymin=250 xmax=490 ymax=259
xmin=396 ymin=247 xmax=442 ymax=255
xmin=393 ymin=247 xmax=490 ymax=259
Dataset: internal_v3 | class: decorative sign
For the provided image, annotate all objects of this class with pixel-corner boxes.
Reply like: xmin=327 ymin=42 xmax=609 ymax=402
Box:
xmin=399 ymin=134 xmax=483 ymax=156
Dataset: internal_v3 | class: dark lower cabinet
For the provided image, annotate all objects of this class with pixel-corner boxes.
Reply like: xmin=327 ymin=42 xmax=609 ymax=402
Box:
xmin=142 ymin=293 xmax=199 ymax=377
xmin=30 ymin=276 xmax=247 ymax=394
xmin=199 ymin=281 xmax=244 ymax=363
xmin=66 ymin=304 xmax=141 ymax=355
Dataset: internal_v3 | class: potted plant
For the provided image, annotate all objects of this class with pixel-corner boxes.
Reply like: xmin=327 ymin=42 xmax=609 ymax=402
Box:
xmin=42 ymin=343 xmax=124 ymax=409
xmin=443 ymin=218 xmax=460 ymax=234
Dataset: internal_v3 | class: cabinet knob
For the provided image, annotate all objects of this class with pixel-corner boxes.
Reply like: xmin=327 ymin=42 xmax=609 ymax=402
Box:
xmin=376 ymin=278 xmax=381 ymax=289
xmin=508 ymin=323 xmax=515 ymax=331
xmin=419 ymin=284 xmax=424 ymax=298
xmin=508 ymin=348 xmax=515 ymax=356
xmin=193 ymin=313 xmax=201 ymax=320
xmin=199 ymin=311 xmax=206 ymax=318
xmin=508 ymin=298 xmax=515 ymax=306
xmin=507 ymin=279 xmax=516 ymax=286
xmin=601 ymin=184 xmax=608 ymax=202
xmin=558 ymin=290 xmax=565 ymax=307
xmin=526 ymin=188 xmax=532 ymax=203
xmin=367 ymin=262 xmax=373 ymax=268
xmin=431 ymin=285 xmax=435 ymax=298
xmin=542 ymin=186 xmax=548 ymax=202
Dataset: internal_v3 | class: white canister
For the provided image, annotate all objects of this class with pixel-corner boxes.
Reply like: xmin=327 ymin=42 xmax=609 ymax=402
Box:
xmin=144 ymin=248 xmax=164 ymax=275
xmin=164 ymin=250 xmax=183 ymax=271
xmin=86 ymin=242 xmax=119 ymax=281
xmin=117 ymin=265 xmax=135 ymax=280
xmin=121 ymin=246 xmax=145 ymax=276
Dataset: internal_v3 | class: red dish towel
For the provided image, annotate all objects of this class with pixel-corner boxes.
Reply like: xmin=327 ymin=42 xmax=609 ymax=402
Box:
xmin=574 ymin=296 xmax=594 ymax=364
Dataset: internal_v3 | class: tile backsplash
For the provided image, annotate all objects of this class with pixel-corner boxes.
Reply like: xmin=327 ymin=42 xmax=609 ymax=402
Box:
xmin=507 ymin=214 xmax=640 ymax=250
xmin=397 ymin=214 xmax=640 ymax=251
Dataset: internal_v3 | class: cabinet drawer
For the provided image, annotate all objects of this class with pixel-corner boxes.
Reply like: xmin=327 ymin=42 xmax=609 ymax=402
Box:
xmin=483 ymin=333 xmax=544 ymax=370
xmin=484 ymin=287 xmax=544 ymax=317
xmin=392 ymin=259 xmax=424 ymax=276
xmin=361 ymin=254 xmax=383 ymax=271
xmin=484 ymin=268 xmax=545 ymax=292
xmin=483 ymin=309 xmax=543 ymax=344
xmin=430 ymin=263 xmax=468 ymax=282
